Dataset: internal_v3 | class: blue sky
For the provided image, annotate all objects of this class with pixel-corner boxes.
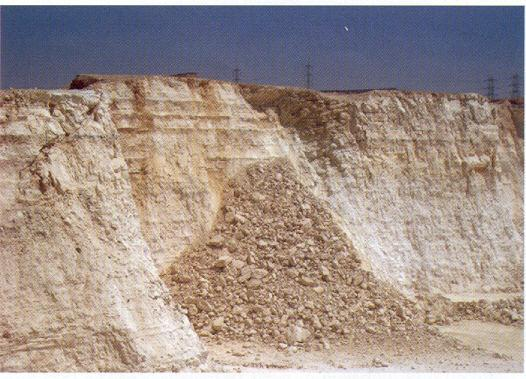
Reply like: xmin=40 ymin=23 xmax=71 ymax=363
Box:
xmin=0 ymin=6 xmax=523 ymax=96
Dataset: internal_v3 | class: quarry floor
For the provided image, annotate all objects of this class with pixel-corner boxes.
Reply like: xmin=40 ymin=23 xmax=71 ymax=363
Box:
xmin=204 ymin=321 xmax=523 ymax=372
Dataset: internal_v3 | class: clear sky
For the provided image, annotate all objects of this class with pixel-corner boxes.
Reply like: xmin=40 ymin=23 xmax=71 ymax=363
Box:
xmin=0 ymin=6 xmax=523 ymax=97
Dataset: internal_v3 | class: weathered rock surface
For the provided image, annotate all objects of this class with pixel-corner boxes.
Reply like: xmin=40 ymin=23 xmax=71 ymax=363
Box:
xmin=241 ymin=85 xmax=524 ymax=297
xmin=1 ymin=75 xmax=522 ymax=370
xmin=71 ymin=75 xmax=295 ymax=269
xmin=0 ymin=90 xmax=204 ymax=371
xmin=71 ymin=75 xmax=523 ymax=298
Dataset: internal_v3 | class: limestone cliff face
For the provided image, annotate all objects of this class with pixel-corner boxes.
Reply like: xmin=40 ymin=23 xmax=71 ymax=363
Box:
xmin=71 ymin=75 xmax=296 ymax=269
xmin=240 ymin=85 xmax=524 ymax=296
xmin=1 ymin=75 xmax=521 ymax=370
xmin=0 ymin=90 xmax=203 ymax=371
xmin=71 ymin=75 xmax=523 ymax=297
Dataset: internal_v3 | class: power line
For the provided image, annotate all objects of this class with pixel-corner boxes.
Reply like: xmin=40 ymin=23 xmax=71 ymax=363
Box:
xmin=306 ymin=62 xmax=312 ymax=89
xmin=484 ymin=76 xmax=496 ymax=100
xmin=233 ymin=67 xmax=240 ymax=84
xmin=510 ymin=73 xmax=521 ymax=99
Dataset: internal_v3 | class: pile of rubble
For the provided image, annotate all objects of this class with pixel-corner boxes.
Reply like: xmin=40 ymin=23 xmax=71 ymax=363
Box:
xmin=452 ymin=297 xmax=524 ymax=326
xmin=163 ymin=159 xmax=428 ymax=347
xmin=422 ymin=295 xmax=524 ymax=326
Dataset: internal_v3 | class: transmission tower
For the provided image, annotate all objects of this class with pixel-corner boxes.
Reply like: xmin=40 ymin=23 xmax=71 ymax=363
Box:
xmin=306 ymin=63 xmax=312 ymax=89
xmin=233 ymin=67 xmax=240 ymax=84
xmin=510 ymin=73 xmax=520 ymax=99
xmin=484 ymin=77 xmax=496 ymax=100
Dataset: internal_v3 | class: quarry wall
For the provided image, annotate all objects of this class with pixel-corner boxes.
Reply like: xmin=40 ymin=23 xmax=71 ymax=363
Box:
xmin=71 ymin=75 xmax=301 ymax=269
xmin=241 ymin=85 xmax=524 ymax=296
xmin=0 ymin=75 xmax=522 ymax=370
xmin=0 ymin=89 xmax=204 ymax=371
xmin=73 ymin=75 xmax=523 ymax=297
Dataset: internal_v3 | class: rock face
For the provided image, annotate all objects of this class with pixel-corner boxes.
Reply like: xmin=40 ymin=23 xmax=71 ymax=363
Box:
xmin=0 ymin=90 xmax=204 ymax=371
xmin=71 ymin=75 xmax=295 ymax=269
xmin=0 ymin=75 xmax=522 ymax=370
xmin=70 ymin=75 xmax=523 ymax=298
xmin=240 ymin=85 xmax=524 ymax=296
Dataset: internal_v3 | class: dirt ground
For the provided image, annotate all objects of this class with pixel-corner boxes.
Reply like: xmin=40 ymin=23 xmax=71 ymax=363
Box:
xmin=443 ymin=292 xmax=523 ymax=303
xmin=438 ymin=321 xmax=523 ymax=362
xmin=204 ymin=320 xmax=523 ymax=372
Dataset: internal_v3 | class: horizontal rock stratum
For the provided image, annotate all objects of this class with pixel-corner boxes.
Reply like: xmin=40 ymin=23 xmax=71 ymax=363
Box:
xmin=0 ymin=74 xmax=523 ymax=371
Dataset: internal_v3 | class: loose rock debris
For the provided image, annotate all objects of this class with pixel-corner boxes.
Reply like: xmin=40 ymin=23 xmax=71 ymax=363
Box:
xmin=164 ymin=160 xmax=430 ymax=348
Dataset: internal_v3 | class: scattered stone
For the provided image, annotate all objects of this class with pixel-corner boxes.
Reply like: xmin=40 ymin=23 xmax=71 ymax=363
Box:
xmin=186 ymin=304 xmax=198 ymax=316
xmin=232 ymin=259 xmax=246 ymax=270
xmin=238 ymin=271 xmax=252 ymax=283
xmin=320 ymin=265 xmax=330 ymax=281
xmin=298 ymin=275 xmax=317 ymax=287
xmin=252 ymin=192 xmax=266 ymax=202
xmin=207 ymin=235 xmax=224 ymax=248
xmin=313 ymin=286 xmax=324 ymax=294
xmin=234 ymin=214 xmax=247 ymax=224
xmin=371 ymin=358 xmax=388 ymax=368
xmin=311 ymin=315 xmax=322 ymax=329
xmin=257 ymin=240 xmax=268 ymax=248
xmin=510 ymin=311 xmax=521 ymax=322
xmin=225 ymin=211 xmax=235 ymax=224
xmin=173 ymin=274 xmax=192 ymax=283
xmin=213 ymin=255 xmax=232 ymax=269
xmin=288 ymin=346 xmax=298 ymax=353
xmin=352 ymin=272 xmax=364 ymax=287
xmin=252 ymin=268 xmax=269 ymax=279
xmin=211 ymin=317 xmax=224 ymax=333
xmin=246 ymin=279 xmax=262 ymax=289
xmin=286 ymin=323 xmax=311 ymax=345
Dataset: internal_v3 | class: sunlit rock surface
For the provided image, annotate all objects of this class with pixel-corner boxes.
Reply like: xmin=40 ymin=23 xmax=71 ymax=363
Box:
xmin=0 ymin=89 xmax=204 ymax=371
xmin=0 ymin=75 xmax=522 ymax=370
